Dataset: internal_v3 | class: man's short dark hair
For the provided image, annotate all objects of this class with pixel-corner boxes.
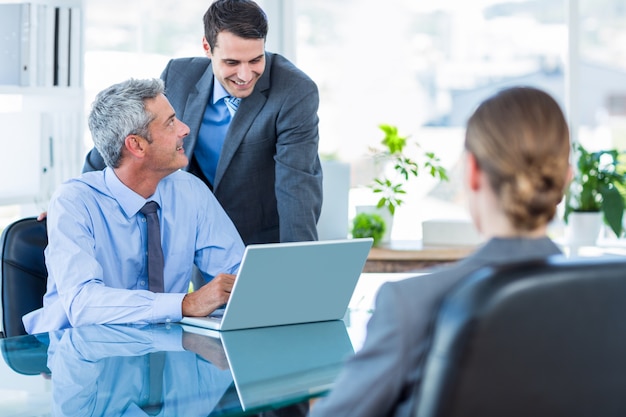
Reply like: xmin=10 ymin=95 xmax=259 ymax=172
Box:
xmin=203 ymin=0 xmax=268 ymax=50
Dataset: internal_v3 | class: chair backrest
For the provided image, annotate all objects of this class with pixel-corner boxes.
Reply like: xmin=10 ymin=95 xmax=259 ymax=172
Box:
xmin=415 ymin=255 xmax=626 ymax=417
xmin=0 ymin=217 xmax=48 ymax=338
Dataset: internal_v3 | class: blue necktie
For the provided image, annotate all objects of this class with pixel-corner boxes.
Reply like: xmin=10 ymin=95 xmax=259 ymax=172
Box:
xmin=140 ymin=201 xmax=165 ymax=293
xmin=224 ymin=96 xmax=241 ymax=117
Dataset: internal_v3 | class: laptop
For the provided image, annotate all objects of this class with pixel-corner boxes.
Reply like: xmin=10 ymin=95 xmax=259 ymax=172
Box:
xmin=180 ymin=238 xmax=373 ymax=331
xmin=181 ymin=320 xmax=355 ymax=411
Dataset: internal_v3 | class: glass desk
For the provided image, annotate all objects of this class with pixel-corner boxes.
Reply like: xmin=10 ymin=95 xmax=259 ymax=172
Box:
xmin=1 ymin=321 xmax=350 ymax=416
xmin=0 ymin=273 xmax=416 ymax=417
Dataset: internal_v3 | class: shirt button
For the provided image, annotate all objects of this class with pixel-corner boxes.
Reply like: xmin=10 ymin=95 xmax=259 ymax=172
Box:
xmin=142 ymin=218 xmax=146 ymax=222
xmin=140 ymin=281 xmax=146 ymax=286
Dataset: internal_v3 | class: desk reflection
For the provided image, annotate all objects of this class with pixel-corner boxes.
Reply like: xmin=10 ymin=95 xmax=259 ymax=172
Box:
xmin=1 ymin=321 xmax=354 ymax=416
xmin=47 ymin=324 xmax=233 ymax=416
xmin=183 ymin=320 xmax=355 ymax=411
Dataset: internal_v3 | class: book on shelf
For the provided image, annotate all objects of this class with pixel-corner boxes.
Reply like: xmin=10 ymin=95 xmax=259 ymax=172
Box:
xmin=0 ymin=2 xmax=82 ymax=88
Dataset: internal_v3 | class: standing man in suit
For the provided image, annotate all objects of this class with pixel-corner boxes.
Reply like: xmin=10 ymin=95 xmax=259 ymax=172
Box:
xmin=82 ymin=0 xmax=323 ymax=245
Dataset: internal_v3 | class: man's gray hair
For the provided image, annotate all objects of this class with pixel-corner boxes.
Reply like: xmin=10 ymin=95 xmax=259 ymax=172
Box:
xmin=87 ymin=78 xmax=165 ymax=168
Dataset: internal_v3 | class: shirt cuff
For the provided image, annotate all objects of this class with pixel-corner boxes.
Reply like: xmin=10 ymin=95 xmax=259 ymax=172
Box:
xmin=150 ymin=323 xmax=185 ymax=352
xmin=152 ymin=292 xmax=186 ymax=324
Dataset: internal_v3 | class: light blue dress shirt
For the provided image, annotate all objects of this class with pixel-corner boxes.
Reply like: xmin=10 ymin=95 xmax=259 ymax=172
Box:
xmin=195 ymin=78 xmax=232 ymax=185
xmin=23 ymin=168 xmax=245 ymax=334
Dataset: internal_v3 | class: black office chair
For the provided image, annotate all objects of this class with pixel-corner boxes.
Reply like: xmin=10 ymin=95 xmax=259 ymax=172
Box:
xmin=415 ymin=255 xmax=626 ymax=417
xmin=0 ymin=217 xmax=48 ymax=338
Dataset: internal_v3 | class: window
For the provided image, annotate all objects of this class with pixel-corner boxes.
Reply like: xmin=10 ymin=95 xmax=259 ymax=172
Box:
xmin=293 ymin=0 xmax=570 ymax=239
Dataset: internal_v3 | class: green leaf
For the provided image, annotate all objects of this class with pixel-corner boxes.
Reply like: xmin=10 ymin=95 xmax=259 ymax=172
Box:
xmin=600 ymin=186 xmax=625 ymax=237
xmin=379 ymin=124 xmax=407 ymax=154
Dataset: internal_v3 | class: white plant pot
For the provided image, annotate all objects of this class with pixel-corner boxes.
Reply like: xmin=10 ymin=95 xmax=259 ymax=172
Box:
xmin=566 ymin=211 xmax=603 ymax=246
xmin=355 ymin=205 xmax=394 ymax=243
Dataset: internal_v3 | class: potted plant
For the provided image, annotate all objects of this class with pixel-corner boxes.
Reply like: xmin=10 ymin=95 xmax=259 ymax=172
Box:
xmin=368 ymin=124 xmax=448 ymax=215
xmin=353 ymin=124 xmax=448 ymax=243
xmin=564 ymin=142 xmax=626 ymax=243
xmin=351 ymin=212 xmax=386 ymax=246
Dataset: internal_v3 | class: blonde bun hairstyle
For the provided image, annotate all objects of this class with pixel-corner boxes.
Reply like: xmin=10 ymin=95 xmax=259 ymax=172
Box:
xmin=465 ymin=87 xmax=570 ymax=231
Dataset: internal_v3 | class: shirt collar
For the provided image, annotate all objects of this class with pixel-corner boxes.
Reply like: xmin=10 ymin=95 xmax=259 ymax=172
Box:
xmin=103 ymin=167 xmax=163 ymax=217
xmin=212 ymin=78 xmax=230 ymax=104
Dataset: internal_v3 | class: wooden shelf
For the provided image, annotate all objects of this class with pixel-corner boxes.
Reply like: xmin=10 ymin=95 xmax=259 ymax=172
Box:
xmin=364 ymin=240 xmax=475 ymax=273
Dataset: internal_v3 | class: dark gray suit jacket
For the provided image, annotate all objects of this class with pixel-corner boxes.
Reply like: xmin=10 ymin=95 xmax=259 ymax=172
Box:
xmin=84 ymin=53 xmax=323 ymax=245
xmin=309 ymin=237 xmax=562 ymax=417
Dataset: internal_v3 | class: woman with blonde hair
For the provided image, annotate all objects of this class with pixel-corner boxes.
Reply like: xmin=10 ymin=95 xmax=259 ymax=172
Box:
xmin=309 ymin=86 xmax=571 ymax=417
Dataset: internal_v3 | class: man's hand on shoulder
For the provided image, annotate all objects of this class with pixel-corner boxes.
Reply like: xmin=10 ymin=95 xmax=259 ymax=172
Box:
xmin=182 ymin=273 xmax=236 ymax=317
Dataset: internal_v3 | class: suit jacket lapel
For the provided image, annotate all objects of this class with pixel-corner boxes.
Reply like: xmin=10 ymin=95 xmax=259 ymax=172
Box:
xmin=213 ymin=53 xmax=273 ymax=191
xmin=183 ymin=65 xmax=214 ymax=161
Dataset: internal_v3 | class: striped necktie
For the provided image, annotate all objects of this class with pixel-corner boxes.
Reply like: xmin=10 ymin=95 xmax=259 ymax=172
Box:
xmin=224 ymin=96 xmax=241 ymax=117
